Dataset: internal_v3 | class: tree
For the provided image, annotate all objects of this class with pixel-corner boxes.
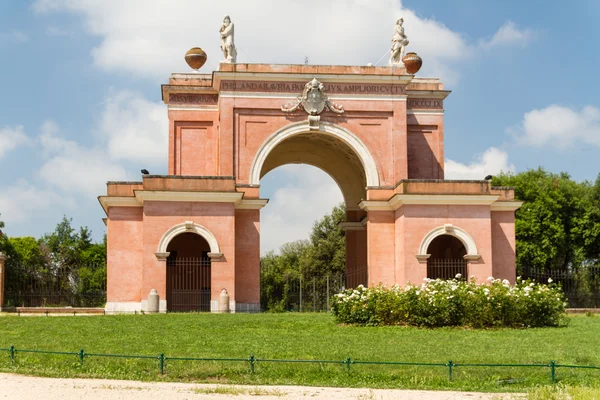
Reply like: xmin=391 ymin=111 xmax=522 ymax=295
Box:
xmin=260 ymin=204 xmax=346 ymax=311
xmin=79 ymin=233 xmax=107 ymax=265
xmin=5 ymin=237 xmax=48 ymax=269
xmin=575 ymin=173 xmax=600 ymax=265
xmin=493 ymin=168 xmax=600 ymax=271
xmin=0 ymin=215 xmax=107 ymax=307
xmin=301 ymin=204 xmax=346 ymax=277
xmin=0 ymin=213 xmax=5 ymax=253
xmin=76 ymin=226 xmax=93 ymax=253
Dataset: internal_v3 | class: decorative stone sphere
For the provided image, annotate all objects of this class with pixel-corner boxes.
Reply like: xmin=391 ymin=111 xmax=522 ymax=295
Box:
xmin=403 ymin=52 xmax=422 ymax=74
xmin=185 ymin=47 xmax=207 ymax=71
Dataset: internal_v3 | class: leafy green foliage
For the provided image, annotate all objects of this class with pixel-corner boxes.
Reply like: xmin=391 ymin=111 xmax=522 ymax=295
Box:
xmin=260 ymin=204 xmax=346 ymax=311
xmin=332 ymin=277 xmax=568 ymax=328
xmin=493 ymin=169 xmax=600 ymax=271
xmin=4 ymin=237 xmax=47 ymax=270
xmin=302 ymin=204 xmax=346 ymax=277
xmin=260 ymin=240 xmax=310 ymax=311
xmin=39 ymin=216 xmax=80 ymax=268
xmin=0 ymin=213 xmax=5 ymax=253
xmin=1 ymin=216 xmax=106 ymax=306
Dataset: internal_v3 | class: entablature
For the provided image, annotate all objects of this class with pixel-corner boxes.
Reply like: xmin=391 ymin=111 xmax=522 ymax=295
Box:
xmin=359 ymin=179 xmax=522 ymax=211
xmin=162 ymin=64 xmax=451 ymax=107
xmin=99 ymin=175 xmax=268 ymax=215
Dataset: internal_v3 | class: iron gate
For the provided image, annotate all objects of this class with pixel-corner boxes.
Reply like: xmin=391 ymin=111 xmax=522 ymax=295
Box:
xmin=166 ymin=256 xmax=211 ymax=312
xmin=427 ymin=258 xmax=468 ymax=280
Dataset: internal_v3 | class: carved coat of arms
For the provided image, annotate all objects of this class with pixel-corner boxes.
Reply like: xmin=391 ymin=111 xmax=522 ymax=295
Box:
xmin=282 ymin=78 xmax=344 ymax=129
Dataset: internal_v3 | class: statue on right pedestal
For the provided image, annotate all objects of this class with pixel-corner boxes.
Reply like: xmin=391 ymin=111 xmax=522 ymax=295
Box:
xmin=219 ymin=15 xmax=237 ymax=63
xmin=389 ymin=18 xmax=409 ymax=66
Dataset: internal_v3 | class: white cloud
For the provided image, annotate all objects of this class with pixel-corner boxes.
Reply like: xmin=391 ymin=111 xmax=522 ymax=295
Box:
xmin=38 ymin=120 xmax=132 ymax=197
xmin=31 ymin=0 xmax=522 ymax=85
xmin=445 ymin=147 xmax=515 ymax=180
xmin=510 ymin=104 xmax=600 ymax=148
xmin=0 ymin=125 xmax=32 ymax=158
xmin=99 ymin=90 xmax=168 ymax=166
xmin=260 ymin=165 xmax=343 ymax=254
xmin=479 ymin=21 xmax=535 ymax=50
xmin=0 ymin=179 xmax=67 ymax=225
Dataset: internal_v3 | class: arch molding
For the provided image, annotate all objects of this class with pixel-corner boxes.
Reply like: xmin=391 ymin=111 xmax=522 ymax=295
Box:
xmin=249 ymin=121 xmax=380 ymax=187
xmin=155 ymin=221 xmax=222 ymax=261
xmin=416 ymin=224 xmax=480 ymax=263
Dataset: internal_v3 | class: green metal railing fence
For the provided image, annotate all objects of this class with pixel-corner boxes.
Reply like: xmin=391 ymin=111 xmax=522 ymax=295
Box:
xmin=2 ymin=345 xmax=600 ymax=383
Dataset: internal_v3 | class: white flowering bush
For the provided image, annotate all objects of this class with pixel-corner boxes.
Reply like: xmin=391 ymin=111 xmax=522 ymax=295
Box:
xmin=331 ymin=276 xmax=568 ymax=328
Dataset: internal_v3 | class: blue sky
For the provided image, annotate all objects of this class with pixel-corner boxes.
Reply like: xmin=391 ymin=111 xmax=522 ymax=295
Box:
xmin=0 ymin=0 xmax=598 ymax=253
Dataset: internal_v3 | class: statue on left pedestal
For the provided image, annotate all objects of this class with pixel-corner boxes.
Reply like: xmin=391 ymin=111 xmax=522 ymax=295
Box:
xmin=389 ymin=18 xmax=409 ymax=66
xmin=219 ymin=15 xmax=237 ymax=63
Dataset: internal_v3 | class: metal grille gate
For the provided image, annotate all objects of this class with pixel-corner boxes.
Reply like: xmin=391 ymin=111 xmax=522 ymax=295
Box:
xmin=166 ymin=256 xmax=211 ymax=312
xmin=427 ymin=258 xmax=468 ymax=280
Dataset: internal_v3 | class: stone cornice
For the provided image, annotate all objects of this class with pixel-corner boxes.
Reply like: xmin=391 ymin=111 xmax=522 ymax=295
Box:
xmin=406 ymin=90 xmax=452 ymax=99
xmin=99 ymin=191 xmax=256 ymax=215
xmin=98 ymin=196 xmax=141 ymax=215
xmin=135 ymin=191 xmax=243 ymax=203
xmin=218 ymin=91 xmax=408 ymax=102
xmin=359 ymin=194 xmax=513 ymax=211
xmin=338 ymin=222 xmax=366 ymax=231
xmin=390 ymin=194 xmax=499 ymax=207
xmin=490 ymin=201 xmax=524 ymax=212
xmin=358 ymin=200 xmax=393 ymax=211
xmin=213 ymin=71 xmax=415 ymax=86
xmin=235 ymin=199 xmax=269 ymax=209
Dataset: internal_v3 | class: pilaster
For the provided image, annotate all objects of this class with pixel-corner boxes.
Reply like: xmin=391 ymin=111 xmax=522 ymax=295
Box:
xmin=366 ymin=210 xmax=396 ymax=285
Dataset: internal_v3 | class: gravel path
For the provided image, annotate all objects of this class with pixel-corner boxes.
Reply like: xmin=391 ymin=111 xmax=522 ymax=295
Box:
xmin=0 ymin=373 xmax=522 ymax=399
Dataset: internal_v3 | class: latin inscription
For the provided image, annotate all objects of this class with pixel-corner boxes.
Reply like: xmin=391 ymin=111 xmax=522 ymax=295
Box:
xmin=169 ymin=93 xmax=219 ymax=105
xmin=407 ymin=99 xmax=443 ymax=109
xmin=220 ymin=80 xmax=407 ymax=95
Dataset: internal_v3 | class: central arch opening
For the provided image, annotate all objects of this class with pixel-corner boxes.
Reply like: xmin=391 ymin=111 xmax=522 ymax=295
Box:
xmin=257 ymin=127 xmax=371 ymax=311
xmin=260 ymin=131 xmax=367 ymax=207
xmin=166 ymin=233 xmax=211 ymax=312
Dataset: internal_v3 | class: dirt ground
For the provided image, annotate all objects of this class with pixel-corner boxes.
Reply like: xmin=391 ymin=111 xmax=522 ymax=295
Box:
xmin=0 ymin=373 xmax=522 ymax=399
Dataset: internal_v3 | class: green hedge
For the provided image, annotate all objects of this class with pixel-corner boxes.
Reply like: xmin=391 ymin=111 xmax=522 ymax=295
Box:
xmin=331 ymin=277 xmax=568 ymax=328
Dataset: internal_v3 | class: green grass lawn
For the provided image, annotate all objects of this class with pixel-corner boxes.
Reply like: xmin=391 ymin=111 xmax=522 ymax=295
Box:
xmin=1 ymin=313 xmax=599 ymax=393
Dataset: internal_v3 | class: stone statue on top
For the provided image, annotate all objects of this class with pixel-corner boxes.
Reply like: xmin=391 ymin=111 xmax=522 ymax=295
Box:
xmin=389 ymin=18 xmax=409 ymax=66
xmin=219 ymin=15 xmax=237 ymax=63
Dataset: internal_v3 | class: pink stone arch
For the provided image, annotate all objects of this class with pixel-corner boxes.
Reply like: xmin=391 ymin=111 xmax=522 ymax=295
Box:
xmin=415 ymin=224 xmax=481 ymax=263
xmin=155 ymin=221 xmax=223 ymax=261
xmin=248 ymin=121 xmax=380 ymax=187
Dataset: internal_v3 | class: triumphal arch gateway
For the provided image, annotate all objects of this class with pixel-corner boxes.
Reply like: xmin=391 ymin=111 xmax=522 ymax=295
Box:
xmin=99 ymin=21 xmax=521 ymax=313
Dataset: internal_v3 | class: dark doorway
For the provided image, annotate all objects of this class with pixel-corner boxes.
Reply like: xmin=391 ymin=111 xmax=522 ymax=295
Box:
xmin=426 ymin=235 xmax=468 ymax=280
xmin=166 ymin=233 xmax=211 ymax=312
